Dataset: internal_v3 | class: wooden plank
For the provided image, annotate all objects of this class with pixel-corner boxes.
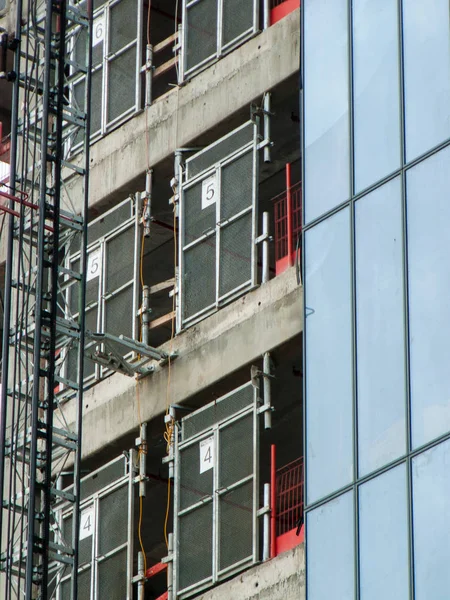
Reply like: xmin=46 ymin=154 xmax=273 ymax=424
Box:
xmin=153 ymin=56 xmax=178 ymax=79
xmin=149 ymin=311 xmax=175 ymax=330
xmin=153 ymin=31 xmax=179 ymax=54
xmin=149 ymin=277 xmax=175 ymax=295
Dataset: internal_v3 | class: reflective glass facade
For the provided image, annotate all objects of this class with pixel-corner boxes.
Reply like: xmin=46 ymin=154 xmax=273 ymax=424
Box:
xmin=303 ymin=1 xmax=450 ymax=598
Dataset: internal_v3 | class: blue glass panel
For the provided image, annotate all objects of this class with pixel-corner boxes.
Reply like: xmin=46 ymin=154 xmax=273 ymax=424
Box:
xmin=353 ymin=0 xmax=401 ymax=192
xmin=403 ymin=0 xmax=450 ymax=161
xmin=305 ymin=208 xmax=352 ymax=504
xmin=407 ymin=146 xmax=450 ymax=448
xmin=307 ymin=491 xmax=355 ymax=600
xmin=359 ymin=464 xmax=409 ymax=600
xmin=355 ymin=178 xmax=406 ymax=476
xmin=413 ymin=439 xmax=450 ymax=599
xmin=304 ymin=0 xmax=349 ymax=223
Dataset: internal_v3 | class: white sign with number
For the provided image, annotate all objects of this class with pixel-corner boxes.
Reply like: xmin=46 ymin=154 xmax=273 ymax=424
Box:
xmin=199 ymin=436 xmax=214 ymax=474
xmin=201 ymin=174 xmax=217 ymax=210
xmin=86 ymin=248 xmax=102 ymax=282
xmin=93 ymin=14 xmax=105 ymax=46
xmin=80 ymin=506 xmax=95 ymax=540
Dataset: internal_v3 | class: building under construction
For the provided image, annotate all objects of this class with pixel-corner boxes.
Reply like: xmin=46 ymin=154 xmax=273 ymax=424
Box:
xmin=0 ymin=1 xmax=302 ymax=599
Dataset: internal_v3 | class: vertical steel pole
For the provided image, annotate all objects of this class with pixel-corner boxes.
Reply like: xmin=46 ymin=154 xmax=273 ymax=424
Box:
xmin=263 ymin=0 xmax=270 ymax=29
xmin=262 ymin=212 xmax=270 ymax=285
xmin=143 ymin=167 xmax=152 ymax=237
xmin=137 ymin=551 xmax=144 ymax=600
xmin=286 ymin=163 xmax=293 ymax=267
xmin=263 ymin=92 xmax=271 ymax=163
xmin=139 ymin=422 xmax=147 ymax=497
xmin=0 ymin=0 xmax=22 ymax=543
xmin=167 ymin=532 xmax=174 ymax=600
xmin=270 ymin=444 xmax=277 ymax=559
xmin=263 ymin=483 xmax=270 ymax=561
xmin=145 ymin=44 xmax=153 ymax=108
xmin=72 ymin=0 xmax=93 ymax=596
xmin=142 ymin=286 xmax=150 ymax=346
xmin=263 ymin=352 xmax=272 ymax=428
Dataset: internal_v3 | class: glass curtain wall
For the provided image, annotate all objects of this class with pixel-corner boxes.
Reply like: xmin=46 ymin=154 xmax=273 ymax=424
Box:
xmin=303 ymin=0 xmax=450 ymax=598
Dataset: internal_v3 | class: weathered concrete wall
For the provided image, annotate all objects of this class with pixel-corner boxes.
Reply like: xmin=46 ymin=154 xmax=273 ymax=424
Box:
xmin=62 ymin=10 xmax=300 ymax=213
xmin=58 ymin=267 xmax=302 ymax=461
xmin=197 ymin=544 xmax=305 ymax=600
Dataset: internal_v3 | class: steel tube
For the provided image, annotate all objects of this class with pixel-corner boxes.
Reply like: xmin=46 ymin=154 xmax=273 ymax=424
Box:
xmin=270 ymin=444 xmax=277 ymax=559
xmin=168 ymin=532 xmax=174 ymax=600
xmin=72 ymin=0 xmax=94 ymax=597
xmin=146 ymin=44 xmax=153 ymax=107
xmin=138 ymin=551 xmax=144 ymax=600
xmin=286 ymin=163 xmax=293 ymax=267
xmin=139 ymin=422 xmax=147 ymax=497
xmin=262 ymin=212 xmax=269 ymax=285
xmin=263 ymin=92 xmax=271 ymax=163
xmin=263 ymin=351 xmax=271 ymax=429
xmin=263 ymin=483 xmax=270 ymax=561
xmin=263 ymin=0 xmax=270 ymax=29
xmin=142 ymin=286 xmax=150 ymax=346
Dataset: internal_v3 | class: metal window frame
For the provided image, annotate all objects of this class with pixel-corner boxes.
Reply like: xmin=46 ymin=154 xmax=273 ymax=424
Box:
xmin=302 ymin=1 xmax=450 ymax=600
xmin=180 ymin=0 xmax=260 ymax=83
xmin=173 ymin=380 xmax=260 ymax=599
xmin=178 ymin=121 xmax=259 ymax=332
xmin=55 ymin=452 xmax=135 ymax=600
xmin=66 ymin=0 xmax=143 ymax=154
xmin=63 ymin=196 xmax=140 ymax=389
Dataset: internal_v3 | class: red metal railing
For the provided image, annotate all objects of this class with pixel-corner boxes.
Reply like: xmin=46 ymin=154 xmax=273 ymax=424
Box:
xmin=270 ymin=0 xmax=300 ymax=25
xmin=276 ymin=456 xmax=304 ymax=537
xmin=270 ymin=445 xmax=304 ymax=558
xmin=273 ymin=177 xmax=302 ymax=276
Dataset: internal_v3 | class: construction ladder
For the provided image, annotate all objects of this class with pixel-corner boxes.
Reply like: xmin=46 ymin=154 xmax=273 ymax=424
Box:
xmin=0 ymin=0 xmax=92 ymax=598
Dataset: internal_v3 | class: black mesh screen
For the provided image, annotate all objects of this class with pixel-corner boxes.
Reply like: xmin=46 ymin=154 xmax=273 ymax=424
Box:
xmin=183 ymin=237 xmax=216 ymax=321
xmin=187 ymin=123 xmax=253 ymax=179
xmin=222 ymin=0 xmax=254 ymax=47
xmin=220 ymin=151 xmax=253 ymax=220
xmin=98 ymin=486 xmax=128 ymax=555
xmin=178 ymin=504 xmax=213 ymax=591
xmin=108 ymin=46 xmax=137 ymax=124
xmin=185 ymin=0 xmax=218 ymax=74
xmin=219 ymin=212 xmax=252 ymax=298
xmin=219 ymin=412 xmax=253 ymax=488
xmin=98 ymin=549 xmax=128 ymax=600
xmin=104 ymin=285 xmax=134 ymax=340
xmin=183 ymin=181 xmax=216 ymax=244
xmin=218 ymin=480 xmax=253 ymax=572
xmin=105 ymin=227 xmax=135 ymax=293
xmin=109 ymin=0 xmax=137 ymax=54
xmin=180 ymin=441 xmax=214 ymax=511
xmin=182 ymin=383 xmax=254 ymax=441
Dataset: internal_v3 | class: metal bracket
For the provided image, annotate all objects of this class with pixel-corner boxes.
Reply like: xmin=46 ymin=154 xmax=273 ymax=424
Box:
xmin=255 ymin=232 xmax=273 ymax=245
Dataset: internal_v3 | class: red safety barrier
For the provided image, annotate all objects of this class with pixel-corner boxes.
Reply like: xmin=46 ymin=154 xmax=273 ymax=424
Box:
xmin=273 ymin=175 xmax=302 ymax=276
xmin=271 ymin=452 xmax=304 ymax=557
xmin=270 ymin=0 xmax=300 ymax=25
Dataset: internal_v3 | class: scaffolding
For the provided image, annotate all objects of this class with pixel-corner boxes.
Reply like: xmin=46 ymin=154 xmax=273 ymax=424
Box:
xmin=0 ymin=0 xmax=92 ymax=598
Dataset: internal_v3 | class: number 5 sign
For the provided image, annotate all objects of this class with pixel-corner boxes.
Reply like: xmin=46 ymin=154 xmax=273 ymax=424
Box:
xmin=199 ymin=436 xmax=214 ymax=474
xmin=201 ymin=174 xmax=217 ymax=210
xmin=86 ymin=248 xmax=102 ymax=282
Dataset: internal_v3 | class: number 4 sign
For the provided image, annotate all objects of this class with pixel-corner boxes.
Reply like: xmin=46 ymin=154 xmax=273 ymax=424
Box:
xmin=199 ymin=436 xmax=214 ymax=474
xmin=80 ymin=506 xmax=95 ymax=540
